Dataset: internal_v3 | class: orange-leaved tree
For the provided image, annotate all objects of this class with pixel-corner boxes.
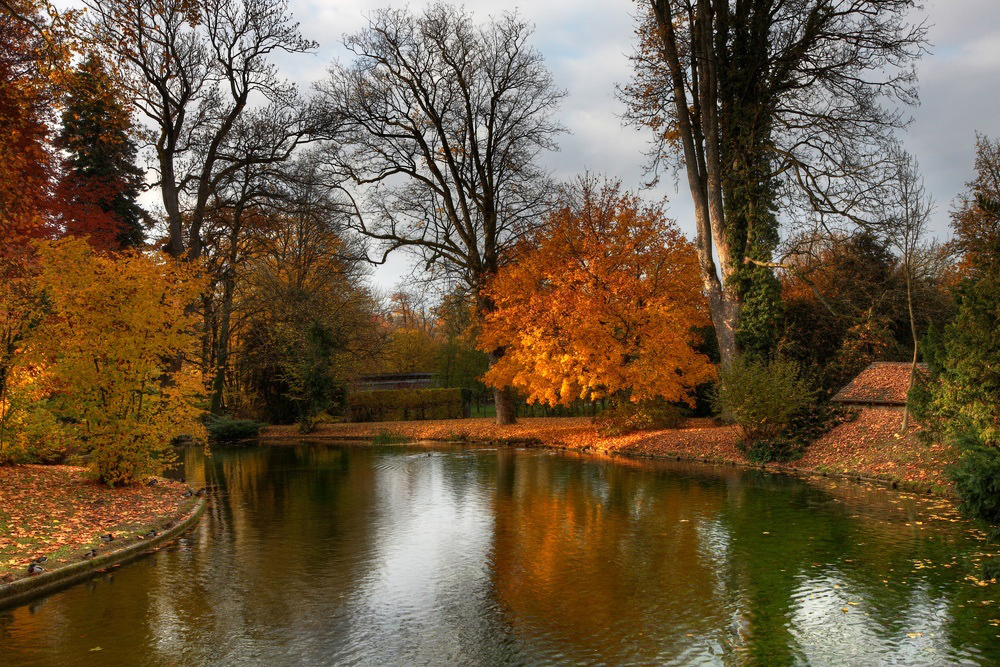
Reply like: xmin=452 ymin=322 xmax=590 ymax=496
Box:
xmin=25 ymin=238 xmax=206 ymax=485
xmin=479 ymin=179 xmax=715 ymax=407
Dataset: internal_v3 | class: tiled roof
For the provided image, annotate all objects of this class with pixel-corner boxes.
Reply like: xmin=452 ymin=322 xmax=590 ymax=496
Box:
xmin=831 ymin=362 xmax=928 ymax=406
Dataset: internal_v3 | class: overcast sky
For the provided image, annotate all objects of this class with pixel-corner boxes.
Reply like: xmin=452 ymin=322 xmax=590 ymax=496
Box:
xmin=182 ymin=0 xmax=1000 ymax=286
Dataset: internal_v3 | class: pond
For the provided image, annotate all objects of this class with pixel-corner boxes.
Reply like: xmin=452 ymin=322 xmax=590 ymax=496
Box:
xmin=1 ymin=443 xmax=999 ymax=666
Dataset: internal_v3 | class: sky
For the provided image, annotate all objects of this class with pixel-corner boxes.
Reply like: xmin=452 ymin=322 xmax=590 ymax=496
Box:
xmin=123 ymin=0 xmax=1000 ymax=287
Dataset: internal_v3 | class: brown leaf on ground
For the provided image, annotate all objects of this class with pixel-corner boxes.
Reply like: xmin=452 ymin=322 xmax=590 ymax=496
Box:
xmin=0 ymin=466 xmax=196 ymax=582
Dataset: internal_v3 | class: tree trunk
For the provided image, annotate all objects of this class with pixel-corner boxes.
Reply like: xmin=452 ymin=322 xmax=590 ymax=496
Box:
xmin=489 ymin=346 xmax=518 ymax=425
xmin=477 ymin=288 xmax=518 ymax=425
xmin=650 ymin=0 xmax=741 ymax=369
xmin=708 ymin=285 xmax=740 ymax=368
xmin=210 ymin=274 xmax=235 ymax=415
xmin=901 ymin=263 xmax=918 ymax=432
xmin=159 ymin=153 xmax=185 ymax=258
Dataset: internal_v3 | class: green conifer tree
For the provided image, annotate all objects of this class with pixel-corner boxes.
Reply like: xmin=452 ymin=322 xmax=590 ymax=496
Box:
xmin=58 ymin=53 xmax=146 ymax=249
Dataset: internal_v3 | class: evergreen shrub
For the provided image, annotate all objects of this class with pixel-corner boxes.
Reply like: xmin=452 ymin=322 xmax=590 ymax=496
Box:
xmin=950 ymin=429 xmax=1000 ymax=540
xmin=713 ymin=357 xmax=814 ymax=440
xmin=206 ymin=416 xmax=265 ymax=442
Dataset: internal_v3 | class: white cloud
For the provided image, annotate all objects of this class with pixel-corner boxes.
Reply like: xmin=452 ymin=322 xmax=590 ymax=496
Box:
xmin=68 ymin=0 xmax=1000 ymax=281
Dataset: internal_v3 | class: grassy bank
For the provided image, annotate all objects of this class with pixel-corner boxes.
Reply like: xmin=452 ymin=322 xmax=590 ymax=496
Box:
xmin=263 ymin=408 xmax=956 ymax=493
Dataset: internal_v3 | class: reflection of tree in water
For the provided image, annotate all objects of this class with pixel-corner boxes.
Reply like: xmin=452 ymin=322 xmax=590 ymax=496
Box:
xmin=491 ymin=450 xmax=733 ymax=664
xmin=490 ymin=453 xmax=1000 ymax=666
xmin=176 ymin=444 xmax=382 ymax=661
xmin=4 ymin=447 xmax=1000 ymax=666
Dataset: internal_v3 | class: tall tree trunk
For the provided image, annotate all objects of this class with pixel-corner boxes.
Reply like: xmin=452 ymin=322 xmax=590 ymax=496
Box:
xmin=651 ymin=0 xmax=741 ymax=368
xmin=708 ymin=286 xmax=740 ymax=368
xmin=491 ymin=358 xmax=518 ymax=425
xmin=901 ymin=263 xmax=918 ymax=432
xmin=478 ymin=291 xmax=517 ymax=425
xmin=160 ymin=153 xmax=185 ymax=259
xmin=210 ymin=273 xmax=235 ymax=415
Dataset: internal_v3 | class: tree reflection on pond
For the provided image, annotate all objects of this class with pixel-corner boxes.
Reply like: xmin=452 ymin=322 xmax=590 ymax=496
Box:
xmin=1 ymin=445 xmax=997 ymax=666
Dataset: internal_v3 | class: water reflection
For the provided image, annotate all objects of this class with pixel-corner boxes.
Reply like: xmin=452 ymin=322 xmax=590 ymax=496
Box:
xmin=1 ymin=445 xmax=998 ymax=666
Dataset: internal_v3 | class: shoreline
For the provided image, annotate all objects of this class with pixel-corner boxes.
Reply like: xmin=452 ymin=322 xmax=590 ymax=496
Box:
xmin=0 ymin=496 xmax=206 ymax=610
xmin=0 ymin=465 xmax=207 ymax=610
xmin=262 ymin=408 xmax=955 ymax=496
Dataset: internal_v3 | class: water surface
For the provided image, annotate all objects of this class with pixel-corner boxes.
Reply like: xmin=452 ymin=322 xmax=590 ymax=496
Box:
xmin=2 ymin=443 xmax=999 ymax=666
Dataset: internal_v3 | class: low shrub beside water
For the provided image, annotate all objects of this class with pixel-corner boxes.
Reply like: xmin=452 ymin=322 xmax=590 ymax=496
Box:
xmin=206 ymin=416 xmax=265 ymax=442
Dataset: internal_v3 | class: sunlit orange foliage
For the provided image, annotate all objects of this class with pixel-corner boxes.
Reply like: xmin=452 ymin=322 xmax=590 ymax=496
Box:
xmin=0 ymin=1 xmax=62 ymax=250
xmin=23 ymin=238 xmax=207 ymax=485
xmin=479 ymin=179 xmax=715 ymax=406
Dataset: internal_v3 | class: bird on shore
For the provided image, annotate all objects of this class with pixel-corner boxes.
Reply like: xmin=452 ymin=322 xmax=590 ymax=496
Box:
xmin=83 ymin=549 xmax=97 ymax=559
xmin=27 ymin=563 xmax=44 ymax=575
xmin=195 ymin=488 xmax=206 ymax=497
xmin=142 ymin=530 xmax=157 ymax=539
xmin=181 ymin=489 xmax=193 ymax=498
xmin=147 ymin=478 xmax=158 ymax=486
xmin=32 ymin=556 xmax=47 ymax=564
xmin=100 ymin=533 xmax=114 ymax=542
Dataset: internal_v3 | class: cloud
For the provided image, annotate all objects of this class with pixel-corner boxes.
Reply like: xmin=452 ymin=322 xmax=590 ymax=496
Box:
xmin=906 ymin=0 xmax=1000 ymax=235
xmin=147 ymin=0 xmax=1000 ymax=282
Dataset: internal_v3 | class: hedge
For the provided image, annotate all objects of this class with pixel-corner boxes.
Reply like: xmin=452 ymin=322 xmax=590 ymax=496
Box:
xmin=348 ymin=388 xmax=464 ymax=422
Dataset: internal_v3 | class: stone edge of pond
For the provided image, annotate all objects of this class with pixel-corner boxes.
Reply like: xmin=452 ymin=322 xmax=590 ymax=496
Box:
xmin=0 ymin=497 xmax=207 ymax=612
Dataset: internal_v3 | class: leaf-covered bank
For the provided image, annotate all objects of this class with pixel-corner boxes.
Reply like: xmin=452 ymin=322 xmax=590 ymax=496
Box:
xmin=0 ymin=466 xmax=197 ymax=584
xmin=263 ymin=409 xmax=956 ymax=492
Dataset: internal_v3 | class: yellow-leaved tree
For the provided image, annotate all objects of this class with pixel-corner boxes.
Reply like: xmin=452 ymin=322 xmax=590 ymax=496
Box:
xmin=479 ymin=179 xmax=715 ymax=407
xmin=26 ymin=238 xmax=206 ymax=485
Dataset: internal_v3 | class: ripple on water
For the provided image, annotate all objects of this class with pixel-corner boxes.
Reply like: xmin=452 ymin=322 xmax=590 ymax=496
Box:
xmin=1 ymin=444 xmax=999 ymax=667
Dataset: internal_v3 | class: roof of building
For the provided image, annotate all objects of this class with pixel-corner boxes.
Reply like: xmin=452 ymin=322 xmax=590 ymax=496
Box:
xmin=831 ymin=361 xmax=928 ymax=406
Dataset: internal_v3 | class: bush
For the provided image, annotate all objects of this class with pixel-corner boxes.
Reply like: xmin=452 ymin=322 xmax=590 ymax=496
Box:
xmin=713 ymin=357 xmax=814 ymax=440
xmin=739 ymin=438 xmax=803 ymax=464
xmin=371 ymin=430 xmax=409 ymax=445
xmin=205 ymin=416 xmax=264 ymax=442
xmin=594 ymin=400 xmax=686 ymax=437
xmin=783 ymin=401 xmax=856 ymax=446
xmin=20 ymin=239 xmax=206 ymax=486
xmin=348 ymin=388 xmax=464 ymax=422
xmin=0 ymin=402 xmax=73 ymax=465
xmin=950 ymin=430 xmax=1000 ymax=540
xmin=736 ymin=403 xmax=855 ymax=464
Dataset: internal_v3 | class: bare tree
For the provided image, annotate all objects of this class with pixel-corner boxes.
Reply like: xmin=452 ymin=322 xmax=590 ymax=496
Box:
xmin=319 ymin=3 xmax=565 ymax=424
xmin=82 ymin=0 xmax=318 ymax=259
xmin=201 ymin=149 xmax=362 ymax=414
xmin=623 ymin=0 xmax=927 ymax=366
xmin=887 ymin=150 xmax=933 ymax=431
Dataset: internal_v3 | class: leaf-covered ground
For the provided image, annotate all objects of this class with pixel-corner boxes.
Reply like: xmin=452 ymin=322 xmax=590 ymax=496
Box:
xmin=265 ymin=408 xmax=956 ymax=491
xmin=0 ymin=466 xmax=197 ymax=583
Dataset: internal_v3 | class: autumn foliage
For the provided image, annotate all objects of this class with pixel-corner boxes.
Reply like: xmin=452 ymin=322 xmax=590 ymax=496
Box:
xmin=479 ymin=180 xmax=714 ymax=406
xmin=0 ymin=1 xmax=60 ymax=249
xmin=5 ymin=239 xmax=206 ymax=485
